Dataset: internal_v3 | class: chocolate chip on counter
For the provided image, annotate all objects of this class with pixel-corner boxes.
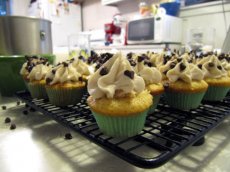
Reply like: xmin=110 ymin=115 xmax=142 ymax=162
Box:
xmin=179 ymin=63 xmax=186 ymax=71
xmin=5 ymin=117 xmax=11 ymax=123
xmin=198 ymin=64 xmax=202 ymax=69
xmin=2 ymin=106 xmax=6 ymax=110
xmin=124 ymin=70 xmax=134 ymax=79
xmin=208 ymin=62 xmax=215 ymax=68
xmin=46 ymin=78 xmax=52 ymax=84
xmin=23 ymin=110 xmax=28 ymax=115
xmin=52 ymin=69 xmax=56 ymax=75
xmin=99 ymin=67 xmax=109 ymax=76
xmin=79 ymin=76 xmax=83 ymax=82
xmin=137 ymin=56 xmax=145 ymax=62
xmin=29 ymin=107 xmax=36 ymax=112
xmin=17 ymin=101 xmax=20 ymax=106
xmin=65 ymin=133 xmax=72 ymax=140
xmin=170 ymin=62 xmax=176 ymax=69
xmin=10 ymin=124 xmax=16 ymax=130
xmin=217 ymin=65 xmax=222 ymax=70
xmin=163 ymin=83 xmax=170 ymax=89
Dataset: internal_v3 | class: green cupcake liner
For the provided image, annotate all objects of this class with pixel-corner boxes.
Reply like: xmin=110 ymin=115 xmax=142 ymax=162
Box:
xmin=164 ymin=91 xmax=206 ymax=110
xmin=46 ymin=86 xmax=85 ymax=106
xmin=27 ymin=83 xmax=48 ymax=99
xmin=203 ymin=86 xmax=230 ymax=101
xmin=92 ymin=110 xmax=148 ymax=138
xmin=148 ymin=94 xmax=162 ymax=114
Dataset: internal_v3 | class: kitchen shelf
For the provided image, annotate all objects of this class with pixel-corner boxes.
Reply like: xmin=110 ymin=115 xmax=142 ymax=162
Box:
xmin=16 ymin=91 xmax=230 ymax=169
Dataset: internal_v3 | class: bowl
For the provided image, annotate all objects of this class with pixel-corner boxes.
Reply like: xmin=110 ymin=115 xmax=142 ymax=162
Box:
xmin=0 ymin=54 xmax=55 ymax=96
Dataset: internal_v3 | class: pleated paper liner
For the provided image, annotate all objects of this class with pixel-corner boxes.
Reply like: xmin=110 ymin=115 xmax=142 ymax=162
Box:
xmin=203 ymin=86 xmax=230 ymax=101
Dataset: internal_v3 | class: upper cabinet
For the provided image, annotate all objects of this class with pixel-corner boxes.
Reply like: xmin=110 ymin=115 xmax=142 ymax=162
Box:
xmin=101 ymin=0 xmax=127 ymax=6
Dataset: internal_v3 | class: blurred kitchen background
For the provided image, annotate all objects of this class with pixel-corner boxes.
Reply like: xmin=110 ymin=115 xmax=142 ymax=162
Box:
xmin=0 ymin=0 xmax=229 ymax=61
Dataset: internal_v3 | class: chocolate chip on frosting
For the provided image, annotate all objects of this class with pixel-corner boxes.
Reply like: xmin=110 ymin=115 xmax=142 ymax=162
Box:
xmin=99 ymin=67 xmax=109 ymax=76
xmin=179 ymin=63 xmax=186 ymax=71
xmin=170 ymin=62 xmax=176 ymax=69
xmin=124 ymin=70 xmax=134 ymax=79
xmin=62 ymin=62 xmax=69 ymax=67
xmin=138 ymin=56 xmax=145 ymax=62
xmin=163 ymin=82 xmax=170 ymax=89
xmin=208 ymin=62 xmax=215 ymax=68
xmin=46 ymin=78 xmax=52 ymax=84
xmin=79 ymin=76 xmax=83 ymax=81
xmin=127 ymin=52 xmax=133 ymax=59
xmin=217 ymin=65 xmax=222 ymax=70
xmin=177 ymin=58 xmax=182 ymax=62
xmin=129 ymin=60 xmax=136 ymax=67
xmin=52 ymin=69 xmax=56 ymax=75
xmin=198 ymin=64 xmax=202 ymax=69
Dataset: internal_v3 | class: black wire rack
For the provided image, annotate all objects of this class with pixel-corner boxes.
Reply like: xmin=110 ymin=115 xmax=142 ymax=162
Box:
xmin=16 ymin=91 xmax=230 ymax=169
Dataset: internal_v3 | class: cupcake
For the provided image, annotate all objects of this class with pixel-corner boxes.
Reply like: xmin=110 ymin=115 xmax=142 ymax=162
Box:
xmin=200 ymin=55 xmax=230 ymax=101
xmin=164 ymin=58 xmax=208 ymax=110
xmin=45 ymin=61 xmax=86 ymax=106
xmin=27 ymin=60 xmax=51 ymax=99
xmin=133 ymin=56 xmax=164 ymax=114
xmin=87 ymin=53 xmax=152 ymax=138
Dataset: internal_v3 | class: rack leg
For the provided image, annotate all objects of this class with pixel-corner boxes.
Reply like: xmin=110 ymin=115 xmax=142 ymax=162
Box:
xmin=192 ymin=137 xmax=205 ymax=146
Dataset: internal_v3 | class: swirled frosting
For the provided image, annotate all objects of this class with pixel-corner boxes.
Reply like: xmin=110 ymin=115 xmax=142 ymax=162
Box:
xmin=134 ymin=59 xmax=162 ymax=85
xmin=28 ymin=63 xmax=51 ymax=81
xmin=45 ymin=62 xmax=82 ymax=85
xmin=202 ymin=55 xmax=227 ymax=79
xmin=72 ymin=57 xmax=91 ymax=76
xmin=220 ymin=59 xmax=230 ymax=71
xmin=87 ymin=53 xmax=145 ymax=99
xmin=166 ymin=59 xmax=204 ymax=83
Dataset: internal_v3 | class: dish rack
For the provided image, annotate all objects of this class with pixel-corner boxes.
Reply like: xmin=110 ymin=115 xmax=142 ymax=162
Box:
xmin=16 ymin=91 xmax=230 ymax=169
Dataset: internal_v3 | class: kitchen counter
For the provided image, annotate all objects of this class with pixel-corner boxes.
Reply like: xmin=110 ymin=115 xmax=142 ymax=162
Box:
xmin=0 ymin=97 xmax=230 ymax=172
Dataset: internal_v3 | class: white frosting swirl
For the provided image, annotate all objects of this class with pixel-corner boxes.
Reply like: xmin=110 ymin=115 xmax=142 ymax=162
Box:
xmin=202 ymin=55 xmax=227 ymax=79
xmin=220 ymin=59 xmax=230 ymax=71
xmin=72 ymin=58 xmax=91 ymax=76
xmin=20 ymin=63 xmax=29 ymax=76
xmin=28 ymin=63 xmax=51 ymax=81
xmin=134 ymin=61 xmax=162 ymax=85
xmin=46 ymin=63 xmax=82 ymax=85
xmin=87 ymin=53 xmax=145 ymax=99
xmin=166 ymin=59 xmax=204 ymax=83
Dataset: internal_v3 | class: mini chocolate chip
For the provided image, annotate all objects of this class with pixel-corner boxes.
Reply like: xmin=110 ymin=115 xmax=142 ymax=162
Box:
xmin=217 ymin=65 xmax=222 ymax=70
xmin=65 ymin=133 xmax=72 ymax=140
xmin=129 ymin=60 xmax=136 ymax=67
xmin=5 ymin=117 xmax=11 ymax=123
xmin=163 ymin=83 xmax=170 ymax=89
xmin=95 ymin=63 xmax=101 ymax=69
xmin=163 ymin=70 xmax=168 ymax=75
xmin=79 ymin=76 xmax=83 ymax=81
xmin=17 ymin=101 xmax=20 ymax=106
xmin=46 ymin=78 xmax=52 ymax=84
xmin=124 ymin=70 xmax=134 ymax=79
xmin=188 ymin=59 xmax=193 ymax=63
xmin=52 ymin=69 xmax=56 ymax=75
xmin=138 ymin=56 xmax=145 ymax=62
xmin=62 ymin=62 xmax=68 ymax=67
xmin=179 ymin=63 xmax=186 ymax=71
xmin=46 ymin=64 xmax=50 ymax=66
xmin=208 ymin=62 xmax=214 ymax=68
xmin=198 ymin=64 xmax=202 ymax=69
xmin=25 ymin=104 xmax=29 ymax=108
xmin=29 ymin=107 xmax=36 ymax=112
xmin=127 ymin=52 xmax=133 ymax=59
xmin=170 ymin=62 xmax=176 ymax=69
xmin=177 ymin=58 xmax=182 ymax=62
xmin=2 ymin=106 xmax=6 ymax=110
xmin=32 ymin=55 xmax=38 ymax=59
xmin=10 ymin=124 xmax=16 ymax=130
xmin=99 ymin=67 xmax=109 ymax=76
xmin=147 ymin=62 xmax=153 ymax=67
xmin=23 ymin=110 xmax=28 ymax=115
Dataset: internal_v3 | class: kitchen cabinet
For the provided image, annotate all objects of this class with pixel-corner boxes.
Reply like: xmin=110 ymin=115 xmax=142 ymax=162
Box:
xmin=101 ymin=0 xmax=129 ymax=6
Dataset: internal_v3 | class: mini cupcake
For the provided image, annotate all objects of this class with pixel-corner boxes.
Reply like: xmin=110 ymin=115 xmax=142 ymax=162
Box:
xmin=200 ymin=55 xmax=230 ymax=101
xmin=27 ymin=60 xmax=51 ymax=99
xmin=45 ymin=61 xmax=86 ymax=106
xmin=133 ymin=56 xmax=164 ymax=114
xmin=87 ymin=53 xmax=152 ymax=138
xmin=164 ymin=58 xmax=208 ymax=110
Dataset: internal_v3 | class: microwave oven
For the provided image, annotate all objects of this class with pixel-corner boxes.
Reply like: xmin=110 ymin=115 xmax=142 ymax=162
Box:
xmin=127 ymin=15 xmax=182 ymax=44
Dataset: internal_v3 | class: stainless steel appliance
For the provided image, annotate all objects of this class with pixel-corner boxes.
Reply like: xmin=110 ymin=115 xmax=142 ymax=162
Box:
xmin=127 ymin=15 xmax=182 ymax=45
xmin=0 ymin=16 xmax=52 ymax=55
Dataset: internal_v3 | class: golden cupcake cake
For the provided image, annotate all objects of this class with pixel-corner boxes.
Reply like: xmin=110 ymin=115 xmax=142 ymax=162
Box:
xmin=200 ymin=55 xmax=230 ymax=101
xmin=87 ymin=52 xmax=152 ymax=138
xmin=45 ymin=61 xmax=86 ymax=106
xmin=133 ymin=55 xmax=164 ymax=114
xmin=163 ymin=58 xmax=208 ymax=110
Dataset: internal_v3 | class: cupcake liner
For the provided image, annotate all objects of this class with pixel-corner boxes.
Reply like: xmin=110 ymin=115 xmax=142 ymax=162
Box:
xmin=203 ymin=86 xmax=230 ymax=101
xmin=164 ymin=91 xmax=206 ymax=110
xmin=148 ymin=94 xmax=162 ymax=114
xmin=92 ymin=110 xmax=148 ymax=138
xmin=27 ymin=82 xmax=48 ymax=99
xmin=46 ymin=86 xmax=85 ymax=106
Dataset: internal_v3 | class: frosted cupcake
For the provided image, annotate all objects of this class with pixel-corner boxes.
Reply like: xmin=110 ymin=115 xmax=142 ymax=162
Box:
xmin=133 ymin=56 xmax=164 ymax=114
xmin=27 ymin=61 xmax=51 ymax=99
xmin=164 ymin=58 xmax=208 ymax=110
xmin=201 ymin=55 xmax=230 ymax=101
xmin=45 ymin=61 xmax=86 ymax=106
xmin=87 ymin=53 xmax=152 ymax=138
